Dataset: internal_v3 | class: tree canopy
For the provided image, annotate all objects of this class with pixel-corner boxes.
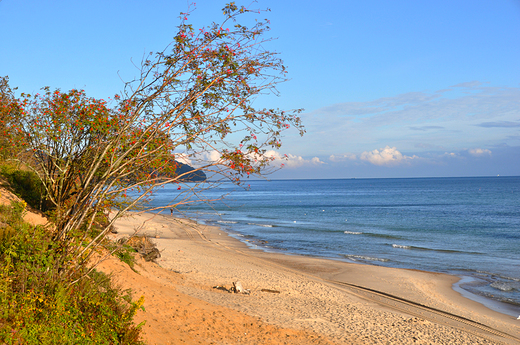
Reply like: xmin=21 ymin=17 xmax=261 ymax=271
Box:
xmin=0 ymin=3 xmax=303 ymax=270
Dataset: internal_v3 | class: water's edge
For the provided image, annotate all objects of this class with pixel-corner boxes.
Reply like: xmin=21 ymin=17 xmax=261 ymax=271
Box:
xmin=453 ymin=276 xmax=520 ymax=317
xmin=208 ymin=219 xmax=520 ymax=318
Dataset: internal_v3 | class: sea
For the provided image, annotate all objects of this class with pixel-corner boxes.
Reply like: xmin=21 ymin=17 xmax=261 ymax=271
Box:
xmin=148 ymin=176 xmax=520 ymax=316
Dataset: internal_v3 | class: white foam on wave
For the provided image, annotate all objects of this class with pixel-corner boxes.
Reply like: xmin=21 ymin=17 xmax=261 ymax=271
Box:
xmin=478 ymin=271 xmax=520 ymax=283
xmin=490 ymin=281 xmax=516 ymax=292
xmin=194 ymin=211 xmax=217 ymax=215
xmin=217 ymin=220 xmax=237 ymax=224
xmin=247 ymin=222 xmax=273 ymax=228
xmin=392 ymin=244 xmax=411 ymax=249
xmin=344 ymin=231 xmax=362 ymax=235
xmin=345 ymin=255 xmax=389 ymax=262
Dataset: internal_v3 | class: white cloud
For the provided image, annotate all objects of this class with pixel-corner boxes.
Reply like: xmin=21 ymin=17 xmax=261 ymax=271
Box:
xmin=451 ymin=81 xmax=483 ymax=88
xmin=444 ymin=152 xmax=458 ymax=158
xmin=265 ymin=150 xmax=324 ymax=168
xmin=174 ymin=153 xmax=193 ymax=166
xmin=174 ymin=149 xmax=324 ymax=170
xmin=202 ymin=150 xmax=222 ymax=162
xmin=329 ymin=153 xmax=357 ymax=162
xmin=360 ymin=146 xmax=418 ymax=166
xmin=468 ymin=148 xmax=492 ymax=157
xmin=174 ymin=150 xmax=223 ymax=168
xmin=477 ymin=121 xmax=520 ymax=128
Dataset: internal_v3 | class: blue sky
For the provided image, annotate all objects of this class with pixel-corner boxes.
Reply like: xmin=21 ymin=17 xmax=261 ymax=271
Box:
xmin=1 ymin=0 xmax=519 ymax=178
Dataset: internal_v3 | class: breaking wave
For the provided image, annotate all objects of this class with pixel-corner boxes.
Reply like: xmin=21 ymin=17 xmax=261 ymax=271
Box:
xmin=247 ymin=223 xmax=274 ymax=228
xmin=343 ymin=254 xmax=389 ymax=263
xmin=490 ymin=281 xmax=516 ymax=292
xmin=392 ymin=244 xmax=411 ymax=249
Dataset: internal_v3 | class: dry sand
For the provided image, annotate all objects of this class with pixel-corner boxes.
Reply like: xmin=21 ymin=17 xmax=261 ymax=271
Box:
xmin=100 ymin=211 xmax=520 ymax=345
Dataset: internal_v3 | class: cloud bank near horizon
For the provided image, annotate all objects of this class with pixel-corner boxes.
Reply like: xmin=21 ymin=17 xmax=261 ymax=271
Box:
xmin=269 ymin=81 xmax=520 ymax=177
xmin=296 ymin=82 xmax=520 ymax=158
xmin=271 ymin=143 xmax=519 ymax=179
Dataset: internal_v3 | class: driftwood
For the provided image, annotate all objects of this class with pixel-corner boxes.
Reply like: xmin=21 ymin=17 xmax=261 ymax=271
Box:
xmin=232 ymin=281 xmax=245 ymax=293
xmin=212 ymin=285 xmax=230 ymax=292
xmin=211 ymin=282 xmax=281 ymax=295
xmin=212 ymin=281 xmax=250 ymax=294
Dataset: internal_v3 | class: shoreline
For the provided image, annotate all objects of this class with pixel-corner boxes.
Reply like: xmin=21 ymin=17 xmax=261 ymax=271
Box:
xmin=231 ymin=229 xmax=520 ymax=319
xmin=107 ymin=211 xmax=520 ymax=344
xmin=199 ymin=216 xmax=520 ymax=318
xmin=452 ymin=276 xmax=520 ymax=318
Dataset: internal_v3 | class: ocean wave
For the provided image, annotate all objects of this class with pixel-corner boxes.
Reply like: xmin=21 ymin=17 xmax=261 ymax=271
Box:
xmin=247 ymin=222 xmax=274 ymax=228
xmin=476 ymin=271 xmax=520 ymax=282
xmin=392 ymin=244 xmax=411 ymax=249
xmin=490 ymin=281 xmax=516 ymax=292
xmin=391 ymin=244 xmax=483 ymax=255
xmin=343 ymin=254 xmax=389 ymax=262
xmin=344 ymin=231 xmax=363 ymax=235
xmin=192 ymin=211 xmax=226 ymax=216
xmin=217 ymin=220 xmax=237 ymax=224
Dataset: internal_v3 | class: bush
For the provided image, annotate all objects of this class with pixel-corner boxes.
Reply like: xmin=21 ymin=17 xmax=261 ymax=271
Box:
xmin=113 ymin=243 xmax=138 ymax=269
xmin=0 ymin=202 xmax=145 ymax=344
xmin=0 ymin=163 xmax=44 ymax=210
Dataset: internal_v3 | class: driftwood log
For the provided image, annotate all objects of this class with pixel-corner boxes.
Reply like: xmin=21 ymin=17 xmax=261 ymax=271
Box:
xmin=212 ymin=281 xmax=251 ymax=294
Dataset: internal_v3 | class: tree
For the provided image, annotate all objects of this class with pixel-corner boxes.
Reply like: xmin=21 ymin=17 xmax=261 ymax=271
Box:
xmin=0 ymin=76 xmax=24 ymax=159
xmin=6 ymin=2 xmax=304 ymax=273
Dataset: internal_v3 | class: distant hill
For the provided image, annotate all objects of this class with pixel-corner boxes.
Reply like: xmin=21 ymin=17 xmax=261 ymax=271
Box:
xmin=175 ymin=161 xmax=206 ymax=182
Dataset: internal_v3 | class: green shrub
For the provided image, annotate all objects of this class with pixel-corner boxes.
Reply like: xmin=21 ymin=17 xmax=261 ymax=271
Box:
xmin=0 ymin=164 xmax=44 ymax=210
xmin=114 ymin=244 xmax=138 ymax=269
xmin=0 ymin=202 xmax=145 ymax=344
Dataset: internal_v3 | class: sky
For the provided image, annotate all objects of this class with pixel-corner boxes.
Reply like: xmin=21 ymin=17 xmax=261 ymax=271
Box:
xmin=1 ymin=0 xmax=519 ymax=179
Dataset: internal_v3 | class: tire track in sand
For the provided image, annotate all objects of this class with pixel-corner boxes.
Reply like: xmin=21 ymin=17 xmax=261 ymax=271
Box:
xmin=325 ymin=279 xmax=520 ymax=345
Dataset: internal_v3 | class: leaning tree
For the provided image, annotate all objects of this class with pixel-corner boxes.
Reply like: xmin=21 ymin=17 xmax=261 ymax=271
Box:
xmin=6 ymin=2 xmax=304 ymax=273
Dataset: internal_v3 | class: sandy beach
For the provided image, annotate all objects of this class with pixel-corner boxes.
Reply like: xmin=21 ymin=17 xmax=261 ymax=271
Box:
xmin=99 ymin=211 xmax=520 ymax=344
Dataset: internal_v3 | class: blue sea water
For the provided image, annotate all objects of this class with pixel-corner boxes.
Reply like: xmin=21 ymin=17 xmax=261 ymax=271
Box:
xmin=149 ymin=176 xmax=520 ymax=314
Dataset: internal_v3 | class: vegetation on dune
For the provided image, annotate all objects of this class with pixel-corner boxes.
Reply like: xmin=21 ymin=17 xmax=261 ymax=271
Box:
xmin=0 ymin=198 xmax=145 ymax=344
